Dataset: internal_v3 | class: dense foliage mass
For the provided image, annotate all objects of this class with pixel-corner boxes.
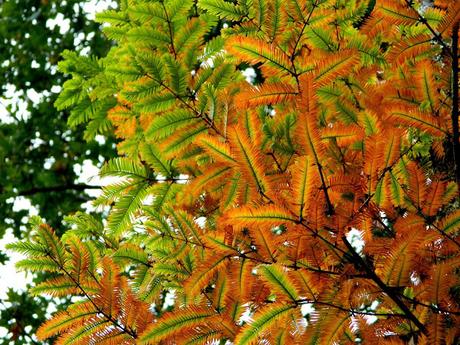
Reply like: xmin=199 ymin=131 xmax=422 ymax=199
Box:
xmin=0 ymin=1 xmax=116 ymax=343
xmin=9 ymin=0 xmax=460 ymax=344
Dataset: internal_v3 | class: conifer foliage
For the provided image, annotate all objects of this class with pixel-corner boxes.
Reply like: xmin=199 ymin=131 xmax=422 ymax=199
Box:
xmin=8 ymin=0 xmax=460 ymax=343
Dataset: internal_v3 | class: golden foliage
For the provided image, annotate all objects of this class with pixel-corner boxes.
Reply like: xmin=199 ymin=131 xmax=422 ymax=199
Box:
xmin=13 ymin=0 xmax=460 ymax=344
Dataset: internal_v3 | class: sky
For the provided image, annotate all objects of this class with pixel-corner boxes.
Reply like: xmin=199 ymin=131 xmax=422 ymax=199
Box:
xmin=0 ymin=0 xmax=116 ymax=339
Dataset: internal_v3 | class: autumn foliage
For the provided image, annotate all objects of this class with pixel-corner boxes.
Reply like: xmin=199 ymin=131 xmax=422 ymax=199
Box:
xmin=8 ymin=0 xmax=460 ymax=344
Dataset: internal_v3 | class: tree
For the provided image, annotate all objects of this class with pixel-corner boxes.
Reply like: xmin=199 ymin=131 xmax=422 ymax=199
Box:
xmin=0 ymin=0 xmax=116 ymax=343
xmin=9 ymin=0 xmax=460 ymax=344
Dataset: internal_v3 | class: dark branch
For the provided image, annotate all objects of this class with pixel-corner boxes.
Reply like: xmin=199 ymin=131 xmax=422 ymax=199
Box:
xmin=341 ymin=236 xmax=427 ymax=335
xmin=17 ymin=184 xmax=101 ymax=196
xmin=452 ymin=21 xmax=460 ymax=190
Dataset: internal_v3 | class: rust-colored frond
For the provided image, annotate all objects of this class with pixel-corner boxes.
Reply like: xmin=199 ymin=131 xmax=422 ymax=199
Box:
xmin=225 ymin=204 xmax=295 ymax=230
xmin=317 ymin=310 xmax=352 ymax=345
xmin=428 ymin=313 xmax=446 ymax=345
xmin=212 ymin=271 xmax=229 ymax=312
xmin=239 ymin=110 xmax=264 ymax=146
xmin=374 ymin=0 xmax=419 ymax=26
xmin=423 ymin=179 xmax=447 ymax=216
xmin=263 ymin=0 xmax=288 ymax=42
xmin=438 ymin=210 xmax=460 ymax=236
xmin=358 ymin=110 xmax=382 ymax=135
xmin=380 ymin=130 xmax=402 ymax=171
xmin=289 ymin=155 xmax=319 ymax=219
xmin=393 ymin=214 xmax=425 ymax=237
xmin=235 ymin=82 xmax=298 ymax=108
xmin=225 ymin=36 xmax=293 ymax=76
xmin=294 ymin=270 xmax=320 ymax=300
xmin=251 ymin=227 xmax=279 ymax=261
xmin=36 ymin=302 xmax=97 ymax=341
xmin=228 ymin=127 xmax=272 ymax=196
xmin=55 ymin=257 xmax=152 ymax=343
xmin=378 ymin=231 xmax=427 ymax=286
xmin=139 ymin=306 xmax=216 ymax=344
xmin=426 ymin=259 xmax=458 ymax=309
xmin=183 ymin=250 xmax=232 ymax=297
xmin=96 ymin=258 xmax=121 ymax=318
xmin=295 ymin=102 xmax=326 ymax=163
xmin=415 ymin=60 xmax=439 ymax=110
xmin=386 ymin=35 xmax=434 ymax=64
xmin=437 ymin=1 xmax=460 ymax=36
xmin=313 ymin=50 xmax=360 ymax=87
xmin=66 ymin=235 xmax=92 ymax=282
xmin=364 ymin=136 xmax=384 ymax=190
xmin=197 ymin=134 xmax=235 ymax=163
xmin=388 ymin=107 xmax=446 ymax=137
xmin=159 ymin=122 xmax=208 ymax=158
xmin=360 ymin=15 xmax=388 ymax=38
xmin=227 ymin=259 xmax=257 ymax=303
xmin=188 ymin=164 xmax=232 ymax=196
xmin=321 ymin=125 xmax=364 ymax=147
xmin=405 ymin=162 xmax=428 ymax=211
xmin=31 ymin=276 xmax=92 ymax=297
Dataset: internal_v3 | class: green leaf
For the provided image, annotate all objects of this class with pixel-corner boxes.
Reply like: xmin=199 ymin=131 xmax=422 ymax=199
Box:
xmin=139 ymin=307 xmax=214 ymax=344
xmin=100 ymin=157 xmax=148 ymax=180
xmin=235 ymin=304 xmax=294 ymax=345
xmin=107 ymin=181 xmax=150 ymax=237
xmin=145 ymin=110 xmax=198 ymax=140
xmin=113 ymin=244 xmax=150 ymax=266
xmin=198 ymin=0 xmax=247 ymax=21
xmin=307 ymin=27 xmax=337 ymax=52
xmin=162 ymin=123 xmax=208 ymax=156
xmin=140 ymin=142 xmax=175 ymax=177
xmin=260 ymin=264 xmax=299 ymax=301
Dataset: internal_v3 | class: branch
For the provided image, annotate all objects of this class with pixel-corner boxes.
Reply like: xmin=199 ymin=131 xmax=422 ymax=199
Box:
xmin=17 ymin=184 xmax=101 ymax=196
xmin=404 ymin=0 xmax=453 ymax=57
xmin=160 ymin=0 xmax=177 ymax=58
xmin=341 ymin=236 xmax=427 ymax=335
xmin=452 ymin=21 xmax=460 ymax=189
xmin=296 ymin=298 xmax=407 ymax=318
xmin=400 ymin=294 xmax=460 ymax=316
xmin=317 ymin=162 xmax=334 ymax=216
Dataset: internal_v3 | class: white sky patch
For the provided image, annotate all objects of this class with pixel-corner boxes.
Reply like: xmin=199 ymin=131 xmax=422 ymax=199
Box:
xmin=46 ymin=13 xmax=71 ymax=35
xmin=242 ymin=67 xmax=256 ymax=84
xmin=82 ymin=0 xmax=117 ymax=20
xmin=301 ymin=303 xmax=315 ymax=317
xmin=12 ymin=197 xmax=39 ymax=216
xmin=238 ymin=305 xmax=252 ymax=325
xmin=50 ymin=85 xmax=62 ymax=94
xmin=74 ymin=159 xmax=103 ymax=200
xmin=195 ymin=217 xmax=206 ymax=229
xmin=163 ymin=290 xmax=176 ymax=310
xmin=26 ymin=88 xmax=42 ymax=104
xmin=0 ymin=84 xmax=30 ymax=123
xmin=200 ymin=57 xmax=215 ymax=68
xmin=346 ymin=228 xmax=365 ymax=255
xmin=0 ymin=230 xmax=33 ymax=300
xmin=74 ymin=159 xmax=121 ymax=212
xmin=365 ymin=300 xmax=379 ymax=324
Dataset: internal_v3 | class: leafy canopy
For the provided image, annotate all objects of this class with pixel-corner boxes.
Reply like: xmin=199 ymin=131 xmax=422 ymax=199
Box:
xmin=9 ymin=0 xmax=460 ymax=344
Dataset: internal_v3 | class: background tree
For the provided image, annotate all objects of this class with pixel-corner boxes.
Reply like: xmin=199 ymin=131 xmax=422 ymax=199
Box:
xmin=8 ymin=0 xmax=460 ymax=344
xmin=0 ymin=0 xmax=116 ymax=343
